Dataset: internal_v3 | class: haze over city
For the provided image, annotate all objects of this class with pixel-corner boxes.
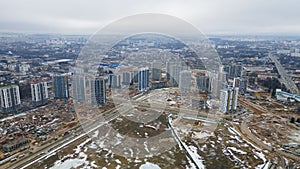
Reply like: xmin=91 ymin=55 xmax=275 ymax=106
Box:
xmin=1 ymin=0 xmax=300 ymax=35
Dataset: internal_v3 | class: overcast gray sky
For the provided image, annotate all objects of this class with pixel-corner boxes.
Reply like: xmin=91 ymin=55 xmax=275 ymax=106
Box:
xmin=1 ymin=0 xmax=300 ymax=35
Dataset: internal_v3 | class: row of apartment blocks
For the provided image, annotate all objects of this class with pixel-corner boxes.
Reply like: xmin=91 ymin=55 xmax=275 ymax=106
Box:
xmin=0 ymin=62 xmax=247 ymax=114
xmin=72 ymin=75 xmax=106 ymax=107
xmin=0 ymin=83 xmax=47 ymax=113
xmin=0 ymin=75 xmax=69 ymax=113
xmin=217 ymin=64 xmax=247 ymax=113
xmin=71 ymin=62 xmax=248 ymax=113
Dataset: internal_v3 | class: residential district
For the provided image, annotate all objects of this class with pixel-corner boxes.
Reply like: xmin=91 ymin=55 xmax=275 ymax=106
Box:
xmin=0 ymin=33 xmax=299 ymax=169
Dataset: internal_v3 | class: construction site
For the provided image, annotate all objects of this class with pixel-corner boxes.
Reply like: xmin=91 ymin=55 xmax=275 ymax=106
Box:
xmin=0 ymin=99 xmax=78 ymax=165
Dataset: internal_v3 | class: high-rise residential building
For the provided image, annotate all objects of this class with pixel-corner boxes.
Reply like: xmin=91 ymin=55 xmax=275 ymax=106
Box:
xmin=219 ymin=89 xmax=229 ymax=113
xmin=0 ymin=85 xmax=21 ymax=113
xmin=72 ymin=75 xmax=86 ymax=103
xmin=224 ymin=64 xmax=243 ymax=79
xmin=179 ymin=70 xmax=192 ymax=93
xmin=167 ymin=62 xmax=179 ymax=81
xmin=209 ymin=71 xmax=219 ymax=97
xmin=223 ymin=65 xmax=231 ymax=76
xmin=138 ymin=68 xmax=149 ymax=92
xmin=109 ymin=74 xmax=121 ymax=89
xmin=90 ymin=78 xmax=106 ymax=107
xmin=219 ymin=68 xmax=228 ymax=90
xmin=166 ymin=61 xmax=183 ymax=86
xmin=232 ymin=87 xmax=239 ymax=110
xmin=82 ymin=76 xmax=107 ymax=107
xmin=166 ymin=62 xmax=173 ymax=81
xmin=232 ymin=65 xmax=243 ymax=78
xmin=233 ymin=77 xmax=248 ymax=94
xmin=152 ymin=62 xmax=162 ymax=81
xmin=219 ymin=87 xmax=239 ymax=113
xmin=122 ymin=72 xmax=133 ymax=85
xmin=133 ymin=70 xmax=139 ymax=83
xmin=31 ymin=82 xmax=48 ymax=106
xmin=196 ymin=75 xmax=210 ymax=92
xmin=170 ymin=65 xmax=181 ymax=86
xmin=209 ymin=66 xmax=227 ymax=99
xmin=53 ymin=74 xmax=69 ymax=99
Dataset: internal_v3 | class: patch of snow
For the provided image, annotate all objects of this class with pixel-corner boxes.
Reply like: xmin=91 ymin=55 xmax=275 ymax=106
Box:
xmin=227 ymin=140 xmax=236 ymax=144
xmin=139 ymin=162 xmax=160 ymax=169
xmin=183 ymin=143 xmax=205 ymax=169
xmin=186 ymin=155 xmax=197 ymax=169
xmin=116 ymin=133 xmax=124 ymax=138
xmin=88 ymin=142 xmax=98 ymax=149
xmin=241 ymin=144 xmax=249 ymax=147
xmin=227 ymin=147 xmax=247 ymax=154
xmin=134 ymin=158 xmax=142 ymax=163
xmin=235 ymin=136 xmax=244 ymax=143
xmin=90 ymin=161 xmax=97 ymax=168
xmin=222 ymin=148 xmax=244 ymax=164
xmin=51 ymin=151 xmax=89 ymax=169
xmin=144 ymin=141 xmax=149 ymax=153
xmin=145 ymin=125 xmax=157 ymax=130
xmin=193 ymin=132 xmax=213 ymax=139
xmin=115 ymin=159 xmax=121 ymax=164
xmin=228 ymin=127 xmax=240 ymax=136
xmin=243 ymin=138 xmax=262 ymax=151
xmin=200 ymin=144 xmax=207 ymax=152
xmin=254 ymin=151 xmax=268 ymax=169
xmin=262 ymin=140 xmax=272 ymax=146
xmin=255 ymin=151 xmax=266 ymax=162
xmin=51 ymin=158 xmax=85 ymax=169
xmin=92 ymin=130 xmax=99 ymax=138
xmin=129 ymin=148 xmax=134 ymax=158
xmin=74 ymin=138 xmax=92 ymax=154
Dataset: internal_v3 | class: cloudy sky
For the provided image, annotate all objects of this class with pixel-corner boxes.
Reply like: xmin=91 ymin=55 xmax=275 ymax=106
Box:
xmin=1 ymin=0 xmax=300 ymax=35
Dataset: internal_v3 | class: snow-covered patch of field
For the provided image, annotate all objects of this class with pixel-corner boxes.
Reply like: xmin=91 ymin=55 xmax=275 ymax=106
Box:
xmin=115 ymin=159 xmax=121 ymax=164
xmin=74 ymin=138 xmax=92 ymax=154
xmin=236 ymin=136 xmax=244 ymax=143
xmin=222 ymin=147 xmax=244 ymax=164
xmin=243 ymin=138 xmax=262 ymax=151
xmin=193 ymin=131 xmax=214 ymax=139
xmin=181 ymin=142 xmax=205 ymax=169
xmin=226 ymin=140 xmax=236 ymax=144
xmin=186 ymin=158 xmax=197 ymax=169
xmin=145 ymin=124 xmax=157 ymax=130
xmin=262 ymin=140 xmax=272 ymax=146
xmin=139 ymin=162 xmax=160 ymax=169
xmin=134 ymin=158 xmax=142 ymax=163
xmin=199 ymin=144 xmax=207 ymax=152
xmin=90 ymin=161 xmax=97 ymax=168
xmin=228 ymin=127 xmax=240 ymax=136
xmin=217 ymin=136 xmax=223 ymax=143
xmin=254 ymin=151 xmax=268 ymax=169
xmin=92 ymin=130 xmax=99 ymax=138
xmin=51 ymin=148 xmax=91 ymax=169
xmin=210 ymin=141 xmax=215 ymax=148
xmin=227 ymin=147 xmax=247 ymax=155
xmin=51 ymin=158 xmax=86 ymax=169
xmin=254 ymin=151 xmax=266 ymax=162
xmin=88 ymin=142 xmax=97 ymax=149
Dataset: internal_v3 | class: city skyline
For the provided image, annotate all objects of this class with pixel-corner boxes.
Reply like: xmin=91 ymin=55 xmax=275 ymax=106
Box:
xmin=0 ymin=32 xmax=299 ymax=168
